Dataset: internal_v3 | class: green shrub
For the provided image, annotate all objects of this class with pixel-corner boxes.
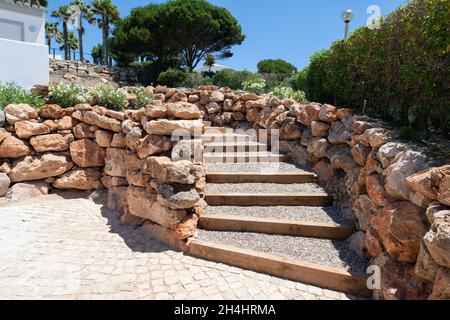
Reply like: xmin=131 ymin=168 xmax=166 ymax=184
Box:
xmin=212 ymin=69 xmax=259 ymax=90
xmin=157 ymin=68 xmax=187 ymax=87
xmin=90 ymin=84 xmax=128 ymax=111
xmin=242 ymin=77 xmax=266 ymax=95
xmin=301 ymin=0 xmax=450 ymax=135
xmin=270 ymin=85 xmax=306 ymax=102
xmin=181 ymin=72 xmax=213 ymax=88
xmin=129 ymin=85 xmax=153 ymax=109
xmin=257 ymin=59 xmax=297 ymax=76
xmin=0 ymin=82 xmax=45 ymax=108
xmin=48 ymin=81 xmax=85 ymax=108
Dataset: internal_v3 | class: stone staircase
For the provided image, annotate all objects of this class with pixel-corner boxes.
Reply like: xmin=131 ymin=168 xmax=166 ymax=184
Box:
xmin=189 ymin=127 xmax=371 ymax=297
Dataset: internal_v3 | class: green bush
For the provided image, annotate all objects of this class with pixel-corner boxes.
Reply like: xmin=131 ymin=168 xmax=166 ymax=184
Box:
xmin=90 ymin=84 xmax=128 ymax=111
xmin=129 ymin=85 xmax=153 ymax=109
xmin=157 ymin=69 xmax=187 ymax=87
xmin=270 ymin=85 xmax=306 ymax=102
xmin=212 ymin=69 xmax=259 ymax=90
xmin=302 ymin=0 xmax=450 ymax=135
xmin=242 ymin=78 xmax=266 ymax=95
xmin=257 ymin=59 xmax=297 ymax=76
xmin=0 ymin=82 xmax=45 ymax=108
xmin=181 ymin=72 xmax=213 ymax=88
xmin=48 ymin=81 xmax=86 ymax=108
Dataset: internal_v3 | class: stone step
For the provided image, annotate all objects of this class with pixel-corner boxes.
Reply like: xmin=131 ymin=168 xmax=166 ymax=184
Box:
xmin=202 ymin=134 xmax=257 ymax=143
xmin=206 ymin=172 xmax=316 ymax=183
xmin=198 ymin=215 xmax=353 ymax=240
xmin=205 ymin=193 xmax=333 ymax=206
xmin=206 ymin=162 xmax=312 ymax=174
xmin=204 ymin=152 xmax=289 ymax=164
xmin=204 ymin=142 xmax=268 ymax=153
xmin=189 ymin=235 xmax=370 ymax=297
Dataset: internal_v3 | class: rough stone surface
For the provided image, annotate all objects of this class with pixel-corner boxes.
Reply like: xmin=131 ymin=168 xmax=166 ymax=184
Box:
xmin=0 ymin=135 xmax=31 ymax=158
xmin=53 ymin=168 xmax=103 ymax=190
xmin=144 ymin=119 xmax=203 ymax=136
xmin=15 ymin=120 xmax=50 ymax=139
xmin=38 ymin=104 xmax=65 ymax=119
xmin=9 ymin=153 xmax=73 ymax=182
xmin=144 ymin=157 xmax=204 ymax=185
xmin=166 ymin=102 xmax=201 ymax=120
xmin=70 ymin=139 xmax=105 ymax=168
xmin=30 ymin=133 xmax=74 ymax=152
xmin=95 ymin=130 xmax=113 ymax=148
xmin=104 ymin=148 xmax=127 ymax=177
xmin=4 ymin=181 xmax=49 ymax=201
xmin=83 ymin=111 xmax=121 ymax=132
xmin=429 ymin=268 xmax=450 ymax=300
xmin=135 ymin=135 xmax=172 ymax=159
xmin=0 ymin=172 xmax=10 ymax=197
xmin=4 ymin=104 xmax=38 ymax=125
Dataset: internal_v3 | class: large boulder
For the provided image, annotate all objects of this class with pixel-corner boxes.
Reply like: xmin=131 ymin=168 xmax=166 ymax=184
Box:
xmin=83 ymin=111 xmax=121 ymax=132
xmin=371 ymin=201 xmax=427 ymax=262
xmin=353 ymin=195 xmax=379 ymax=231
xmin=38 ymin=104 xmax=65 ymax=119
xmin=125 ymin=127 xmax=143 ymax=150
xmin=424 ymin=224 xmax=450 ymax=269
xmin=280 ymin=117 xmax=302 ymax=141
xmin=104 ymin=148 xmax=127 ymax=177
xmin=307 ymin=138 xmax=329 ymax=159
xmin=366 ymin=174 xmax=392 ymax=206
xmin=429 ymin=268 xmax=450 ymax=300
xmin=328 ymin=121 xmax=352 ymax=145
xmin=14 ymin=120 xmax=50 ymax=139
xmin=72 ymin=123 xmax=97 ymax=139
xmin=318 ymin=104 xmax=337 ymax=123
xmin=351 ymin=143 xmax=371 ymax=166
xmin=94 ymin=129 xmax=113 ymax=148
xmin=144 ymin=119 xmax=203 ymax=136
xmin=172 ymin=139 xmax=203 ymax=162
xmin=406 ymin=165 xmax=450 ymax=205
xmin=5 ymin=181 xmax=49 ymax=201
xmin=57 ymin=115 xmax=76 ymax=131
xmin=9 ymin=153 xmax=73 ymax=182
xmin=135 ymin=134 xmax=172 ymax=159
xmin=415 ymin=239 xmax=439 ymax=282
xmin=30 ymin=133 xmax=74 ymax=152
xmin=384 ymin=150 xmax=428 ymax=200
xmin=326 ymin=145 xmax=357 ymax=172
xmin=145 ymin=104 xmax=167 ymax=118
xmin=126 ymin=186 xmax=188 ymax=230
xmin=53 ymin=168 xmax=103 ymax=190
xmin=70 ymin=139 xmax=105 ymax=167
xmin=310 ymin=121 xmax=330 ymax=137
xmin=150 ymin=180 xmax=201 ymax=209
xmin=0 ymin=172 xmax=10 ymax=197
xmin=377 ymin=142 xmax=408 ymax=168
xmin=4 ymin=104 xmax=38 ymax=125
xmin=107 ymin=186 xmax=127 ymax=213
xmin=144 ymin=157 xmax=204 ymax=185
xmin=210 ymin=91 xmax=225 ymax=103
xmin=0 ymin=135 xmax=31 ymax=158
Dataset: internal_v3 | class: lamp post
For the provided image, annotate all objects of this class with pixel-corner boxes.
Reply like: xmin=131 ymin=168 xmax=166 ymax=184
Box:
xmin=341 ymin=9 xmax=354 ymax=39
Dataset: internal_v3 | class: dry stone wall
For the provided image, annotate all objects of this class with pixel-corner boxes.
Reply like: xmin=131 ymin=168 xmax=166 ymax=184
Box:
xmin=170 ymin=85 xmax=448 ymax=300
xmin=0 ymin=84 xmax=448 ymax=300
xmin=0 ymin=88 xmax=206 ymax=250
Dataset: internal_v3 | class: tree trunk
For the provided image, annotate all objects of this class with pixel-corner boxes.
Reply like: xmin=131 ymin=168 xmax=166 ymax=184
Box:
xmin=47 ymin=38 xmax=51 ymax=54
xmin=78 ymin=18 xmax=84 ymax=62
xmin=63 ymin=22 xmax=70 ymax=61
xmin=101 ymin=15 xmax=108 ymax=66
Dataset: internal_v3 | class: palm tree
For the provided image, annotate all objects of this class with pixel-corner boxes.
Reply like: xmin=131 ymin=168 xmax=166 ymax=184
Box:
xmin=45 ymin=22 xmax=58 ymax=54
xmin=51 ymin=6 xmax=72 ymax=61
xmin=204 ymin=54 xmax=216 ymax=73
xmin=92 ymin=0 xmax=120 ymax=67
xmin=57 ymin=31 xmax=79 ymax=61
xmin=70 ymin=0 xmax=95 ymax=62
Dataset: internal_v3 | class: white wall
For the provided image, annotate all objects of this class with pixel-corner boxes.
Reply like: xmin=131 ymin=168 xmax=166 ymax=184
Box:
xmin=0 ymin=1 xmax=48 ymax=88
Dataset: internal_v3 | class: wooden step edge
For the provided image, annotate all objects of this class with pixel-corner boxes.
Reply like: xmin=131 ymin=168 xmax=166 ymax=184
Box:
xmin=206 ymin=172 xmax=316 ymax=183
xmin=188 ymin=239 xmax=371 ymax=297
xmin=205 ymin=193 xmax=334 ymax=206
xmin=198 ymin=215 xmax=353 ymax=240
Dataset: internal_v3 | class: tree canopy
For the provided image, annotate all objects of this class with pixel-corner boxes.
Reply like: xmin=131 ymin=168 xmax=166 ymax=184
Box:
xmin=257 ymin=59 xmax=297 ymax=76
xmin=112 ymin=0 xmax=245 ymax=71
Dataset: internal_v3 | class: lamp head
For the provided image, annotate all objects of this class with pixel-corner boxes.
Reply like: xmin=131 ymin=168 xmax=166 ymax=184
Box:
xmin=342 ymin=9 xmax=354 ymax=23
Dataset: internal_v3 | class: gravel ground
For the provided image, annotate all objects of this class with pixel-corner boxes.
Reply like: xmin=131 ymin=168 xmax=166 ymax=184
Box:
xmin=206 ymin=162 xmax=312 ymax=173
xmin=206 ymin=183 xmax=327 ymax=194
xmin=204 ymin=206 xmax=354 ymax=226
xmin=197 ymin=230 xmax=369 ymax=273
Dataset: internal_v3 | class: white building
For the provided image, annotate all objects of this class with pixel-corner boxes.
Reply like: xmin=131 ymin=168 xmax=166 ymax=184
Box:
xmin=0 ymin=0 xmax=49 ymax=88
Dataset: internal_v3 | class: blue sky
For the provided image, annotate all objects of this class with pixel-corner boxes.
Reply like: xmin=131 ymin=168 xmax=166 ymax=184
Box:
xmin=46 ymin=0 xmax=407 ymax=71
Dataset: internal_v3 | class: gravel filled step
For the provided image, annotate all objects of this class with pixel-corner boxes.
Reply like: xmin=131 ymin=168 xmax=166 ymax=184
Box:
xmin=206 ymin=162 xmax=312 ymax=173
xmin=204 ymin=153 xmax=289 ymax=164
xmin=196 ymin=230 xmax=369 ymax=273
xmin=204 ymin=206 xmax=354 ymax=226
xmin=206 ymin=182 xmax=326 ymax=194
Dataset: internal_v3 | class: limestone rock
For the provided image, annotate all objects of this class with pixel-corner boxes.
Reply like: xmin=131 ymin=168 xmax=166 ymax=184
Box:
xmin=101 ymin=175 xmax=128 ymax=189
xmin=83 ymin=111 xmax=121 ymax=132
xmin=145 ymin=104 xmax=167 ymax=118
xmin=15 ymin=120 xmax=50 ymax=139
xmin=353 ymin=195 xmax=379 ymax=231
xmin=326 ymin=145 xmax=357 ymax=172
xmin=328 ymin=121 xmax=352 ymax=145
xmin=107 ymin=186 xmax=127 ymax=213
xmin=4 ymin=104 xmax=38 ymax=125
xmin=415 ymin=240 xmax=439 ymax=282
xmin=171 ymin=139 xmax=203 ymax=162
xmin=166 ymin=102 xmax=201 ymax=120
xmin=144 ymin=157 xmax=204 ymax=185
xmin=30 ymin=133 xmax=74 ymax=152
xmin=172 ymin=214 xmax=199 ymax=240
xmin=371 ymin=201 xmax=427 ymax=262
xmin=310 ymin=121 xmax=330 ymax=137
xmin=150 ymin=180 xmax=201 ymax=209
xmin=245 ymin=99 xmax=267 ymax=109
xmin=246 ymin=108 xmax=260 ymax=123
xmin=377 ymin=142 xmax=408 ymax=168
xmin=424 ymin=224 xmax=450 ymax=268
xmin=126 ymin=186 xmax=187 ymax=230
xmin=135 ymin=134 xmax=172 ymax=159
xmin=111 ymin=133 xmax=126 ymax=148
xmin=313 ymin=159 xmax=334 ymax=186
xmin=53 ymin=168 xmax=103 ymax=190
xmin=406 ymin=165 xmax=450 ymax=204
xmin=168 ymin=92 xmax=188 ymax=103
xmin=366 ymin=174 xmax=392 ymax=206
xmin=125 ymin=127 xmax=143 ymax=150
xmin=205 ymin=102 xmax=221 ymax=114
xmin=144 ymin=119 xmax=203 ymax=136
xmin=95 ymin=130 xmax=113 ymax=148
xmin=9 ymin=153 xmax=73 ymax=182
xmin=0 ymin=172 xmax=10 ymax=197
xmin=307 ymin=138 xmax=329 ymax=159
xmin=429 ymin=268 xmax=450 ymax=300
xmin=318 ymin=104 xmax=337 ymax=123
xmin=351 ymin=144 xmax=371 ymax=166
xmin=104 ymin=148 xmax=127 ymax=177
xmin=347 ymin=231 xmax=367 ymax=257
xmin=210 ymin=91 xmax=225 ymax=103
xmin=38 ymin=104 xmax=65 ymax=119
xmin=73 ymin=123 xmax=96 ymax=139
xmin=280 ymin=117 xmax=302 ymax=140
xmin=0 ymin=135 xmax=31 ymax=158
xmin=5 ymin=181 xmax=49 ymax=201
xmin=70 ymin=139 xmax=105 ymax=168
